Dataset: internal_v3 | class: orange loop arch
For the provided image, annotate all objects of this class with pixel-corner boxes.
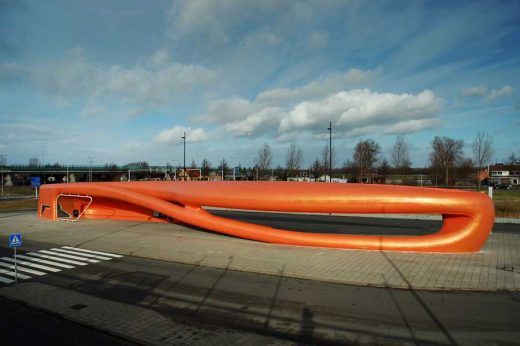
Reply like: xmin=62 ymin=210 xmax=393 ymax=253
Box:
xmin=38 ymin=181 xmax=495 ymax=253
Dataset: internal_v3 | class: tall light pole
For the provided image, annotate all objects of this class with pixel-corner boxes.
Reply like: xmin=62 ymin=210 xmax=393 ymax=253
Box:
xmin=181 ymin=132 xmax=186 ymax=180
xmin=327 ymin=121 xmax=332 ymax=182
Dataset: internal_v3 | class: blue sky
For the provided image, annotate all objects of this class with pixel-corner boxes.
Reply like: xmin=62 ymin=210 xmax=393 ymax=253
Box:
xmin=1 ymin=0 xmax=519 ymax=168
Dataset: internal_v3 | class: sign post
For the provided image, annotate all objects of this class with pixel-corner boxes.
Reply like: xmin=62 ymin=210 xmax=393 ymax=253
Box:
xmin=8 ymin=233 xmax=22 ymax=285
xmin=31 ymin=176 xmax=41 ymax=199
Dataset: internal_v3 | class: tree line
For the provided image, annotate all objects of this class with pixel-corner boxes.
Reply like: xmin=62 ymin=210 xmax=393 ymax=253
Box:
xmin=189 ymin=131 xmax=505 ymax=186
xmin=19 ymin=131 xmax=517 ymax=186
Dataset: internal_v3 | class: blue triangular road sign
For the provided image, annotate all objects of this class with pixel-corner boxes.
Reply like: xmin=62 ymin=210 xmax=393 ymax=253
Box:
xmin=8 ymin=233 xmax=22 ymax=247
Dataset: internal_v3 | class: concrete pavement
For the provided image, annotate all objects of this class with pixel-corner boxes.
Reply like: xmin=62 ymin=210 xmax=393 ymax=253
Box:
xmin=1 ymin=283 xmax=292 ymax=346
xmin=1 ymin=211 xmax=520 ymax=344
xmin=1 ymin=242 xmax=520 ymax=345
xmin=0 ymin=211 xmax=519 ymax=291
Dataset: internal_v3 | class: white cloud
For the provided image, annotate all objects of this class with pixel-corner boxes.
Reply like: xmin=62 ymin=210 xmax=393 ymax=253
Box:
xmin=243 ymin=30 xmax=281 ymax=47
xmin=150 ymin=48 xmax=170 ymax=67
xmin=256 ymin=68 xmax=378 ymax=107
xmin=484 ymin=86 xmax=513 ymax=101
xmin=167 ymin=1 xmax=296 ymax=43
xmin=154 ymin=126 xmax=207 ymax=145
xmin=0 ymin=62 xmax=28 ymax=83
xmin=462 ymin=86 xmax=488 ymax=97
xmin=280 ymin=89 xmax=442 ymax=132
xmin=204 ymin=97 xmax=254 ymax=123
xmin=225 ymin=107 xmax=284 ymax=137
xmin=198 ymin=68 xmax=378 ymax=131
xmin=385 ymin=118 xmax=442 ymax=134
xmin=307 ymin=31 xmax=328 ymax=49
xmin=196 ymin=70 xmax=440 ymax=139
xmin=0 ymin=122 xmax=69 ymax=143
xmin=79 ymin=106 xmax=108 ymax=118
xmin=346 ymin=118 xmax=442 ymax=137
xmin=461 ymin=85 xmax=514 ymax=101
xmin=31 ymin=48 xmax=218 ymax=108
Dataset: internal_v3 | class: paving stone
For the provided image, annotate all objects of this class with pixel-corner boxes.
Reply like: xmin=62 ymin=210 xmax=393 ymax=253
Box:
xmin=1 ymin=214 xmax=519 ymax=293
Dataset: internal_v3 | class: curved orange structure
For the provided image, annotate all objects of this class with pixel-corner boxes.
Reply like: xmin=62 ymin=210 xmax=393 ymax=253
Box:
xmin=38 ymin=181 xmax=494 ymax=252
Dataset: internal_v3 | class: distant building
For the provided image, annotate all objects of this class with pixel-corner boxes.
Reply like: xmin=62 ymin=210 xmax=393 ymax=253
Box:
xmin=487 ymin=164 xmax=520 ymax=185
xmin=177 ymin=168 xmax=201 ymax=181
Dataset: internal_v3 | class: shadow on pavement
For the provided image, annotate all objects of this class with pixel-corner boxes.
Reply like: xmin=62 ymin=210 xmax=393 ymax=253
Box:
xmin=380 ymin=251 xmax=458 ymax=346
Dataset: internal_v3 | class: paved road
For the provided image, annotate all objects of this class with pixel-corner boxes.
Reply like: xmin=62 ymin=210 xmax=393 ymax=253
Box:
xmin=1 ymin=239 xmax=519 ymax=345
xmin=0 ymin=210 xmax=519 ymax=344
xmin=208 ymin=209 xmax=518 ymax=235
xmin=0 ymin=297 xmax=135 ymax=345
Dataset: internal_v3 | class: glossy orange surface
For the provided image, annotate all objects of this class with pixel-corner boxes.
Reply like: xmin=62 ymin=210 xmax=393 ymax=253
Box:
xmin=38 ymin=181 xmax=495 ymax=252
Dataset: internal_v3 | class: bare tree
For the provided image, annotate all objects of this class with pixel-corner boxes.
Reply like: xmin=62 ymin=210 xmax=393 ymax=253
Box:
xmin=29 ymin=157 xmax=40 ymax=167
xmin=321 ymin=144 xmax=336 ymax=178
xmin=378 ymin=158 xmax=391 ymax=183
xmin=200 ymin=158 xmax=212 ymax=176
xmin=472 ymin=131 xmax=494 ymax=190
xmin=353 ymin=139 xmax=381 ymax=183
xmin=255 ymin=143 xmax=272 ymax=176
xmin=342 ymin=159 xmax=357 ymax=180
xmin=217 ymin=159 xmax=229 ymax=179
xmin=456 ymin=157 xmax=474 ymax=184
xmin=286 ymin=143 xmax=304 ymax=177
xmin=429 ymin=138 xmax=442 ymax=187
xmin=0 ymin=155 xmax=6 ymax=167
xmin=390 ymin=135 xmax=412 ymax=171
xmin=429 ymin=136 xmax=464 ymax=186
xmin=310 ymin=157 xmax=321 ymax=179
xmin=507 ymin=153 xmax=518 ymax=165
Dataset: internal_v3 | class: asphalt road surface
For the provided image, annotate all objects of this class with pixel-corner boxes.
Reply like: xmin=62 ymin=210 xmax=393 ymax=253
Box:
xmin=0 ymin=210 xmax=519 ymax=345
xmin=208 ymin=209 xmax=519 ymax=235
xmin=0 ymin=297 xmax=135 ymax=345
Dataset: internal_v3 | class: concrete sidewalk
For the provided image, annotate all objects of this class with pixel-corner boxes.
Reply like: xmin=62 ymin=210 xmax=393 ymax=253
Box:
xmin=0 ymin=213 xmax=519 ymax=291
xmin=1 ymin=283 xmax=292 ymax=345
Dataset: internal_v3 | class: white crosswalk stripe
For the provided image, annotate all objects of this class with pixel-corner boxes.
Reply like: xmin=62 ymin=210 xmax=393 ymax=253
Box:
xmin=62 ymin=246 xmax=123 ymax=258
xmin=39 ymin=250 xmax=100 ymax=263
xmin=16 ymin=254 xmax=74 ymax=269
xmin=24 ymin=252 xmax=89 ymax=266
xmin=0 ymin=246 xmax=123 ymax=285
xmin=50 ymin=248 xmax=112 ymax=261
xmin=0 ymin=276 xmax=13 ymax=284
xmin=1 ymin=258 xmax=61 ymax=272
xmin=0 ymin=268 xmax=31 ymax=280
xmin=0 ymin=261 xmax=47 ymax=276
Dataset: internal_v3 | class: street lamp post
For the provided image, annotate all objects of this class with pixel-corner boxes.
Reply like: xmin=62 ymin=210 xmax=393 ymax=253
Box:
xmin=181 ymin=132 xmax=186 ymax=180
xmin=327 ymin=121 xmax=332 ymax=182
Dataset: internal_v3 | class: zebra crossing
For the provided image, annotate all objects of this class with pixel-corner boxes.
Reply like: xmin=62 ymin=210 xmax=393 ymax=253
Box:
xmin=0 ymin=246 xmax=123 ymax=285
